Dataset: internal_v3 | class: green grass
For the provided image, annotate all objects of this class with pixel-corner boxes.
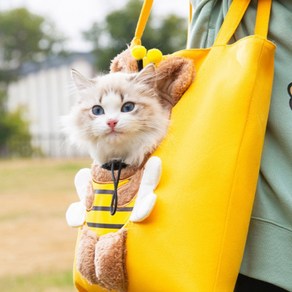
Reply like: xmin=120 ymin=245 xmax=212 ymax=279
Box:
xmin=0 ymin=158 xmax=91 ymax=292
xmin=0 ymin=270 xmax=74 ymax=292
xmin=0 ymin=158 xmax=91 ymax=196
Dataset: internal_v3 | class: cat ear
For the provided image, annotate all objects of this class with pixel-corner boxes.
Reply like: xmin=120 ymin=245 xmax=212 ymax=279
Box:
xmin=71 ymin=69 xmax=95 ymax=91
xmin=134 ymin=64 xmax=156 ymax=86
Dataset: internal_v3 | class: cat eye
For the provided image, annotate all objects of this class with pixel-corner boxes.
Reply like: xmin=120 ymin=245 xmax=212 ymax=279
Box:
xmin=92 ymin=105 xmax=105 ymax=115
xmin=121 ymin=102 xmax=135 ymax=113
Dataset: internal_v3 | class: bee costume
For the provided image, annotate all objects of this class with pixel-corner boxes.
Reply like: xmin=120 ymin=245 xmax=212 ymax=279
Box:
xmin=86 ymin=178 xmax=135 ymax=236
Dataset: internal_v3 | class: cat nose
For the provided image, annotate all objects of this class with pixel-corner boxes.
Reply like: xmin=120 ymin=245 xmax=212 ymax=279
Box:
xmin=107 ymin=119 xmax=118 ymax=129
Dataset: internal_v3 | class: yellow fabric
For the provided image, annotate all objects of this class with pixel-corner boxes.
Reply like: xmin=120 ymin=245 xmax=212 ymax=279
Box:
xmin=125 ymin=0 xmax=275 ymax=292
xmin=213 ymin=0 xmax=251 ymax=46
xmin=254 ymin=0 xmax=272 ymax=37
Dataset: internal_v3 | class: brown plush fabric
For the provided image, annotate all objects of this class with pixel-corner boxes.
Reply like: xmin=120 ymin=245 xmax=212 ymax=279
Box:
xmin=118 ymin=169 xmax=143 ymax=205
xmin=85 ymin=182 xmax=94 ymax=210
xmin=76 ymin=226 xmax=99 ymax=284
xmin=110 ymin=48 xmax=138 ymax=73
xmin=95 ymin=229 xmax=128 ymax=292
xmin=156 ymin=56 xmax=195 ymax=106
xmin=110 ymin=48 xmax=195 ymax=109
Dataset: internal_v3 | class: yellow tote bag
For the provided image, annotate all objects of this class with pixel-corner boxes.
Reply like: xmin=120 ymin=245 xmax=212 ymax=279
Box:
xmin=73 ymin=0 xmax=275 ymax=291
xmin=125 ymin=0 xmax=275 ymax=291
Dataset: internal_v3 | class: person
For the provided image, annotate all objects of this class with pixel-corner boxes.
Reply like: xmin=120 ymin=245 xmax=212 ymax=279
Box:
xmin=187 ymin=0 xmax=292 ymax=291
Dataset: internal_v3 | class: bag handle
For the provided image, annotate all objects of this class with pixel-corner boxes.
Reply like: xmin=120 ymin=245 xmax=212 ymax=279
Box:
xmin=254 ymin=0 xmax=273 ymax=37
xmin=214 ymin=0 xmax=272 ymax=46
xmin=131 ymin=0 xmax=153 ymax=46
xmin=131 ymin=0 xmax=272 ymax=47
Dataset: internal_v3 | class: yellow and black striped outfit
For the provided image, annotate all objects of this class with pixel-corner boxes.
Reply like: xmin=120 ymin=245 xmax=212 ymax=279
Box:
xmin=86 ymin=178 xmax=136 ymax=236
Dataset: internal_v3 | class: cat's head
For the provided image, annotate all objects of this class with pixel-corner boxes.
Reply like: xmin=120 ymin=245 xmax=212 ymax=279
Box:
xmin=63 ymin=64 xmax=171 ymax=167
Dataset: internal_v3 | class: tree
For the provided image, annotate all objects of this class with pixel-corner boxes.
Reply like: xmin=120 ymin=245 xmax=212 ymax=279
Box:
xmin=0 ymin=8 xmax=66 ymax=156
xmin=0 ymin=105 xmax=33 ymax=157
xmin=83 ymin=0 xmax=187 ymax=71
xmin=0 ymin=8 xmax=65 ymax=73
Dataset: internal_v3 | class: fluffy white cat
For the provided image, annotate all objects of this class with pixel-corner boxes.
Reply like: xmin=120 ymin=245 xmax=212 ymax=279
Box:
xmin=62 ymin=64 xmax=170 ymax=167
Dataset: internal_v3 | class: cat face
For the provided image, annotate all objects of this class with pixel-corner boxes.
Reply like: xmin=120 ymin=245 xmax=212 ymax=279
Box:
xmin=63 ymin=65 xmax=170 ymax=166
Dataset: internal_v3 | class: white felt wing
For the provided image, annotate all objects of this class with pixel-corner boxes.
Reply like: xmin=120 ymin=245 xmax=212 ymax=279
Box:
xmin=65 ymin=168 xmax=91 ymax=227
xmin=130 ymin=156 xmax=161 ymax=222
xmin=66 ymin=201 xmax=86 ymax=227
xmin=74 ymin=168 xmax=91 ymax=202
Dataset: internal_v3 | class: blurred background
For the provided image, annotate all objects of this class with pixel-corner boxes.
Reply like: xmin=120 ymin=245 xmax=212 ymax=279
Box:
xmin=0 ymin=0 xmax=188 ymax=291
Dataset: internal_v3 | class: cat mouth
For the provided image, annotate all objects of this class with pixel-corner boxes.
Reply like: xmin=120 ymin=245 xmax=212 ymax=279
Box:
xmin=105 ymin=130 xmax=125 ymax=143
xmin=107 ymin=129 xmax=123 ymax=135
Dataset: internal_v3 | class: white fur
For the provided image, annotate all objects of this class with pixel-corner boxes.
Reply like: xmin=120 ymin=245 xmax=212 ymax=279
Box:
xmin=62 ymin=68 xmax=169 ymax=167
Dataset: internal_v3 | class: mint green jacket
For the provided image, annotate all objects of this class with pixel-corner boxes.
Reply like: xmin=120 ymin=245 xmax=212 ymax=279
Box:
xmin=188 ymin=0 xmax=292 ymax=290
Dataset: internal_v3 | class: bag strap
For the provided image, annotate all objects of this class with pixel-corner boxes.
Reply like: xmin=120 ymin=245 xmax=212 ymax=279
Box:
xmin=132 ymin=0 xmax=272 ymax=47
xmin=131 ymin=0 xmax=153 ymax=46
xmin=254 ymin=0 xmax=273 ymax=37
xmin=214 ymin=0 xmax=272 ymax=46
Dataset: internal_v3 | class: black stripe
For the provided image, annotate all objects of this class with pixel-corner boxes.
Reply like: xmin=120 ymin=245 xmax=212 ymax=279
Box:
xmin=91 ymin=206 xmax=133 ymax=212
xmin=94 ymin=189 xmax=114 ymax=195
xmin=91 ymin=206 xmax=111 ymax=211
xmin=116 ymin=207 xmax=134 ymax=212
xmin=87 ymin=222 xmax=124 ymax=229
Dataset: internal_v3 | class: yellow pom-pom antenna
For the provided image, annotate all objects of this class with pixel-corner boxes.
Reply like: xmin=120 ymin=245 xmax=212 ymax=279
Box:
xmin=131 ymin=46 xmax=163 ymax=71
xmin=142 ymin=56 xmax=150 ymax=68
xmin=147 ymin=48 xmax=163 ymax=64
xmin=131 ymin=45 xmax=147 ymax=60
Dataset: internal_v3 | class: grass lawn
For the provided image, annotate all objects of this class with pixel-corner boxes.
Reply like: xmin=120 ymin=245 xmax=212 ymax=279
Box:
xmin=0 ymin=158 xmax=91 ymax=291
xmin=0 ymin=270 xmax=73 ymax=292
